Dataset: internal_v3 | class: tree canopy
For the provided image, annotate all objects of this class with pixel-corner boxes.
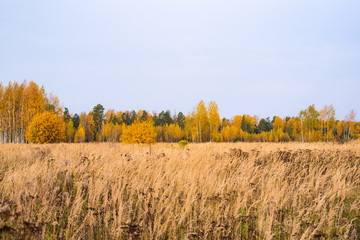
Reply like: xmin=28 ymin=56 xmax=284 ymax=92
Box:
xmin=121 ymin=121 xmax=156 ymax=144
xmin=25 ymin=111 xmax=65 ymax=143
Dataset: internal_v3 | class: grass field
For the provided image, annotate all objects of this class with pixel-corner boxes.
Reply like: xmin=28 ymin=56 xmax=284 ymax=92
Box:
xmin=0 ymin=142 xmax=360 ymax=239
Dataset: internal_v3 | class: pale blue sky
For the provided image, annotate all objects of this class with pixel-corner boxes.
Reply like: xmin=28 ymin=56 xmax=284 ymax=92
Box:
xmin=1 ymin=0 xmax=359 ymax=119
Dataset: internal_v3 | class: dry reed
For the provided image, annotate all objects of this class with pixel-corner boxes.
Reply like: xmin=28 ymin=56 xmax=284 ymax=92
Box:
xmin=0 ymin=142 xmax=360 ymax=239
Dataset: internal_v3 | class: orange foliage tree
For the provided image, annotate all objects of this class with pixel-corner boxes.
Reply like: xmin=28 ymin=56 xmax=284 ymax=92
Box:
xmin=25 ymin=111 xmax=65 ymax=143
xmin=121 ymin=121 xmax=156 ymax=144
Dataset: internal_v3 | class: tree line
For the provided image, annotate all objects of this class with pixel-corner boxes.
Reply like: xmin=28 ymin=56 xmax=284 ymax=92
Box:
xmin=0 ymin=80 xmax=359 ymax=143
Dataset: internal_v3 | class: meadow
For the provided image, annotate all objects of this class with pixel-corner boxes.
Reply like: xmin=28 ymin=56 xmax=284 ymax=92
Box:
xmin=0 ymin=142 xmax=360 ymax=239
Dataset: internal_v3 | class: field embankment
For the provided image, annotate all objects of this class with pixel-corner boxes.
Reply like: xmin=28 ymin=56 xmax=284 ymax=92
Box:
xmin=0 ymin=142 xmax=360 ymax=239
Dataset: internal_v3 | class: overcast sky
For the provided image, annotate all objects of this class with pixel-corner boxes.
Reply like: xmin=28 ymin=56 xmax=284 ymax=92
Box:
xmin=0 ymin=0 xmax=359 ymax=119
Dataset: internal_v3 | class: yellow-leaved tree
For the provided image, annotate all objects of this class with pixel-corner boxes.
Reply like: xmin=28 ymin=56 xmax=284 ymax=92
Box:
xmin=164 ymin=123 xmax=184 ymax=142
xmin=208 ymin=101 xmax=221 ymax=142
xmin=65 ymin=120 xmax=75 ymax=142
xmin=74 ymin=124 xmax=86 ymax=143
xmin=121 ymin=121 xmax=156 ymax=144
xmin=194 ymin=100 xmax=209 ymax=142
xmin=25 ymin=111 xmax=65 ymax=143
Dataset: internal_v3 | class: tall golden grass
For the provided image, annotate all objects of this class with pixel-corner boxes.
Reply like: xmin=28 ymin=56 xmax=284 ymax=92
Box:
xmin=0 ymin=142 xmax=360 ymax=239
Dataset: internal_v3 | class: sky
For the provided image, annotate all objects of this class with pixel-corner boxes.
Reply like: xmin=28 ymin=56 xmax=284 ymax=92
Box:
xmin=0 ymin=0 xmax=359 ymax=120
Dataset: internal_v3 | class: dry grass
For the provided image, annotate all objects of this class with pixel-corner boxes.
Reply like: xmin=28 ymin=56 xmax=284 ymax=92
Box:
xmin=0 ymin=142 xmax=360 ymax=239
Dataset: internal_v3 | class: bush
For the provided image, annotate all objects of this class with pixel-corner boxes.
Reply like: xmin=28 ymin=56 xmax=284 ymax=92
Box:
xmin=25 ymin=111 xmax=65 ymax=143
xmin=178 ymin=140 xmax=189 ymax=148
xmin=121 ymin=121 xmax=156 ymax=144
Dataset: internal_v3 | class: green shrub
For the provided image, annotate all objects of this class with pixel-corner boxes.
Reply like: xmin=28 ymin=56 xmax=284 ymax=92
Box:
xmin=178 ymin=140 xmax=189 ymax=148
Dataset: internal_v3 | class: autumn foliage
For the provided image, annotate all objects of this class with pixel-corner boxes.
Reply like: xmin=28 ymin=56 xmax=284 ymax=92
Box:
xmin=25 ymin=111 xmax=65 ymax=143
xmin=74 ymin=124 xmax=86 ymax=143
xmin=0 ymin=80 xmax=62 ymax=143
xmin=0 ymin=80 xmax=359 ymax=144
xmin=120 ymin=121 xmax=156 ymax=144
